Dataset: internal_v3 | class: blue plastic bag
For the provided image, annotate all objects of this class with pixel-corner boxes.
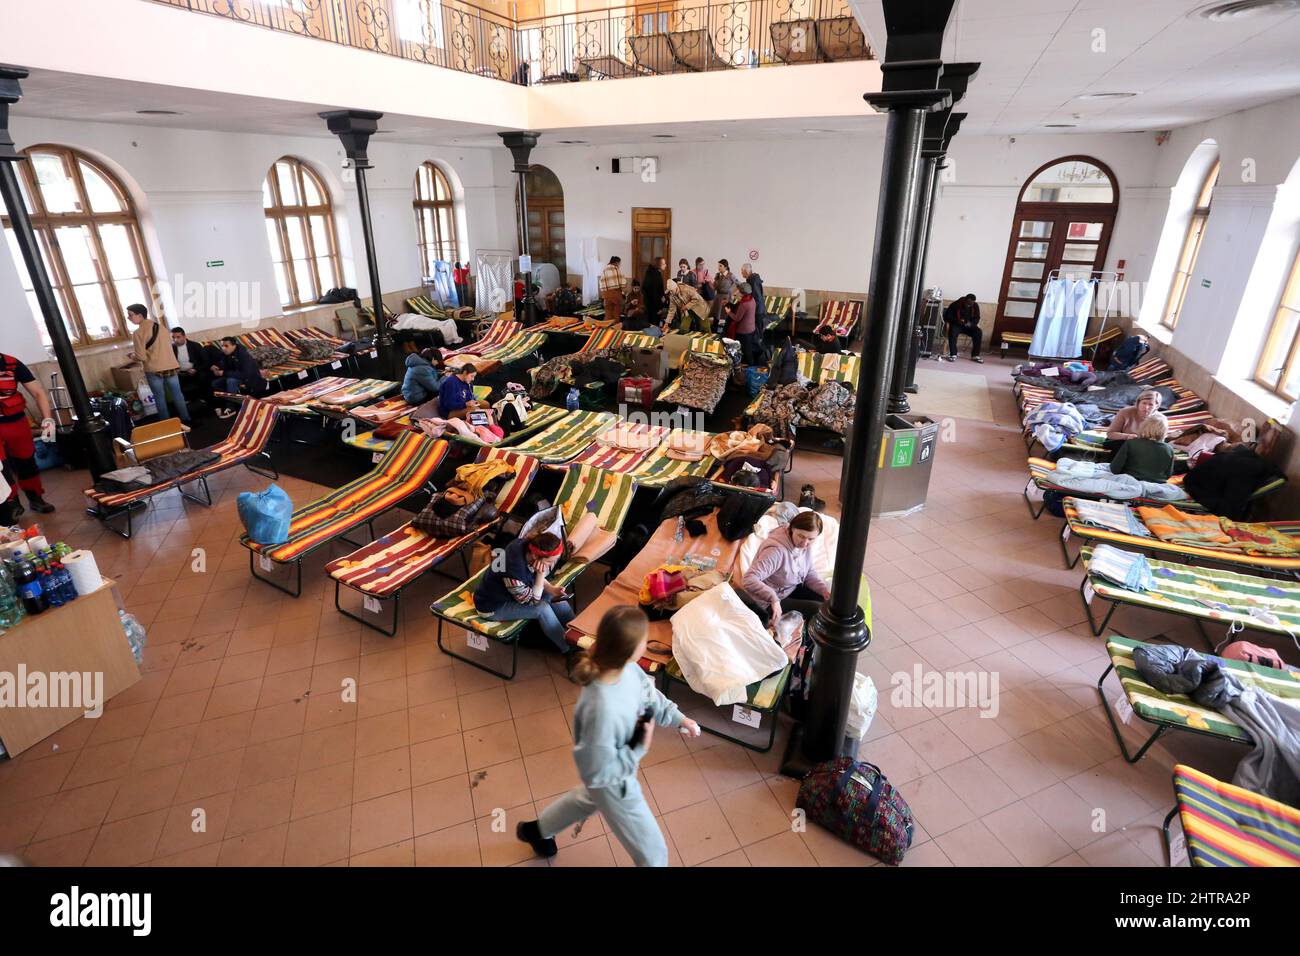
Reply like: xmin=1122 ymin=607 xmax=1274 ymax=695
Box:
xmin=237 ymin=483 xmax=293 ymax=546
xmin=745 ymin=366 xmax=769 ymax=398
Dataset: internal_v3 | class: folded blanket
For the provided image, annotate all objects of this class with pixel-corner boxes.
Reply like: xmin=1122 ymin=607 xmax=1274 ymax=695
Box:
xmin=1025 ymin=402 xmax=1086 ymax=452
xmin=1089 ymin=543 xmax=1153 ymax=592
xmin=1054 ymin=459 xmax=1187 ymax=501
xmin=1138 ymin=504 xmax=1233 ymax=548
xmin=666 ymin=430 xmax=711 ymax=462
xmin=1070 ymin=498 xmax=1152 ymax=537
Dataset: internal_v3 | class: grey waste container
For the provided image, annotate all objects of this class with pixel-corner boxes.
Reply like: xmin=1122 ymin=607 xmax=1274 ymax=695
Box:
xmin=871 ymin=414 xmax=940 ymax=518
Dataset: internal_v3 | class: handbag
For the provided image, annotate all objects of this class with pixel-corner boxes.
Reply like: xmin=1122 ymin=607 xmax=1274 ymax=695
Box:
xmin=796 ymin=757 xmax=914 ymax=865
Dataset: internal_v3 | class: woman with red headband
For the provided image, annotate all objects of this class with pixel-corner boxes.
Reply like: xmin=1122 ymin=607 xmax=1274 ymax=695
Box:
xmin=473 ymin=530 xmax=575 ymax=652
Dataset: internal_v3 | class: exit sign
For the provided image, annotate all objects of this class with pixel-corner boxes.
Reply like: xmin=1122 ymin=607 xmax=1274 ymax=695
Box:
xmin=1200 ymin=278 xmax=1212 ymax=288
xmin=206 ymin=259 xmax=224 ymax=268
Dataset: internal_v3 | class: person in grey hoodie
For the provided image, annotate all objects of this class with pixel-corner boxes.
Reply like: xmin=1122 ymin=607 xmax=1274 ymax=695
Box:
xmin=401 ymin=348 xmax=445 ymax=405
xmin=516 ymin=606 xmax=700 ymax=866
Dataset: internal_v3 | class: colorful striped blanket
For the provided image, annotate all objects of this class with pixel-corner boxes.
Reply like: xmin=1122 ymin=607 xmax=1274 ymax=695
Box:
xmin=1172 ymin=764 xmax=1300 ymax=866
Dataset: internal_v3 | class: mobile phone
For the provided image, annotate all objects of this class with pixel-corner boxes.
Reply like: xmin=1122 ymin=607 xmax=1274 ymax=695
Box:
xmin=628 ymin=709 xmax=652 ymax=748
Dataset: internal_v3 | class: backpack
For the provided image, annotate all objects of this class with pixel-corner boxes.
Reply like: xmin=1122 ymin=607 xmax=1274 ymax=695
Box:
xmin=717 ymin=491 xmax=771 ymax=541
xmin=796 ymin=757 xmax=914 ymax=865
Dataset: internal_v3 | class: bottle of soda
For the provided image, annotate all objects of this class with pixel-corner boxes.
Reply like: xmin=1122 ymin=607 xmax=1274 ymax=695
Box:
xmin=15 ymin=560 xmax=45 ymax=615
xmin=0 ymin=570 xmax=24 ymax=629
xmin=566 ymin=387 xmax=580 ymax=412
xmin=42 ymin=568 xmax=63 ymax=608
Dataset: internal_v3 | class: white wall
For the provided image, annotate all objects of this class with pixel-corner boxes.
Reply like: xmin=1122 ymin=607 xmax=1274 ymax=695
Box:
xmin=0 ymin=116 xmax=504 ymax=364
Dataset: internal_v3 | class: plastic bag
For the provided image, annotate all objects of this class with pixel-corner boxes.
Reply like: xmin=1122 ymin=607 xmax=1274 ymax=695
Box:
xmin=136 ymin=380 xmax=157 ymax=417
xmin=236 ymin=483 xmax=293 ymax=546
xmin=773 ymin=610 xmax=804 ymax=657
xmin=845 ymin=674 xmax=878 ymax=740
xmin=119 ymin=610 xmax=147 ymax=665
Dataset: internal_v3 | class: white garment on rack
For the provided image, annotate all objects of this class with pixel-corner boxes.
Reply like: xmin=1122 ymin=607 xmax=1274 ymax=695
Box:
xmin=1028 ymin=277 xmax=1097 ymax=359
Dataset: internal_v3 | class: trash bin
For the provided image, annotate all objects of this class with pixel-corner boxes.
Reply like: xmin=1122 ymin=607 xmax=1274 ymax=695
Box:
xmin=871 ymin=414 xmax=940 ymax=517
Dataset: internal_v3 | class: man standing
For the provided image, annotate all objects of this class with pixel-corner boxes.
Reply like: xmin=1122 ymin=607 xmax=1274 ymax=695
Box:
xmin=740 ymin=263 xmax=767 ymax=330
xmin=126 ymin=304 xmax=190 ymax=422
xmin=0 ymin=353 xmax=56 ymax=514
xmin=942 ymin=293 xmax=984 ymax=363
xmin=642 ymin=256 xmax=667 ymax=326
xmin=599 ymin=256 xmax=626 ymax=324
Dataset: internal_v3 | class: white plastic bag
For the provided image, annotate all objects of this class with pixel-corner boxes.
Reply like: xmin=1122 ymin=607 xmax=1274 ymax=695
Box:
xmin=773 ymin=610 xmax=804 ymax=657
xmin=845 ymin=674 xmax=878 ymax=740
xmin=136 ymin=380 xmax=157 ymax=417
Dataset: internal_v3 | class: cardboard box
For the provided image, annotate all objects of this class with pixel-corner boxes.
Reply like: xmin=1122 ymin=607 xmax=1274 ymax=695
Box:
xmin=111 ymin=362 xmax=146 ymax=392
xmin=630 ymin=346 xmax=668 ymax=382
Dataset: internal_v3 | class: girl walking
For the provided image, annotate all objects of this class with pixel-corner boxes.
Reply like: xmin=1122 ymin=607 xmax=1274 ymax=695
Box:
xmin=516 ymin=606 xmax=700 ymax=866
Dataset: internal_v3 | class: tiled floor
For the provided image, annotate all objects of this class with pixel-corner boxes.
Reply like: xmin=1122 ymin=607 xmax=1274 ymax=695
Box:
xmin=0 ymin=353 xmax=1247 ymax=867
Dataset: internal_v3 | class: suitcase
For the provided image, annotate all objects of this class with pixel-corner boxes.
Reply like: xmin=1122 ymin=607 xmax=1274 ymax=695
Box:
xmin=617 ymin=376 xmax=656 ymax=411
xmin=796 ymin=757 xmax=914 ymax=865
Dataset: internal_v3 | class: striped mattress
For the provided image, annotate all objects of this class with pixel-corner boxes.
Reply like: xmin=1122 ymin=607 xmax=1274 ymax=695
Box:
xmin=1172 ymin=764 xmax=1300 ymax=867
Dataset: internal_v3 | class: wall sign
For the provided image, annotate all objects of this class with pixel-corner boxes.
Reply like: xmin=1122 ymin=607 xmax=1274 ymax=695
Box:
xmin=1200 ymin=278 xmax=1212 ymax=288
xmin=748 ymin=249 xmax=759 ymax=261
xmin=205 ymin=259 xmax=224 ymax=268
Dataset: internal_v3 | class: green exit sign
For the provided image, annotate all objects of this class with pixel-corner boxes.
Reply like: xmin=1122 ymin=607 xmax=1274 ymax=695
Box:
xmin=206 ymin=259 xmax=224 ymax=268
xmin=1200 ymin=278 xmax=1211 ymax=288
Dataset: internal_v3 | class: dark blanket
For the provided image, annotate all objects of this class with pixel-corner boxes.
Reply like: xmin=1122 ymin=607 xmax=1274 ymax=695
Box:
xmin=1016 ymin=370 xmax=1134 ymax=391
xmin=1183 ymin=446 xmax=1283 ymax=521
xmin=93 ymin=448 xmax=221 ymax=494
xmin=1050 ymin=383 xmax=1177 ymax=415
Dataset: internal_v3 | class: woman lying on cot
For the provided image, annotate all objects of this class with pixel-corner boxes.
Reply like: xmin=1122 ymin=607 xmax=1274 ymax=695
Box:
xmin=739 ymin=510 xmax=831 ymax=627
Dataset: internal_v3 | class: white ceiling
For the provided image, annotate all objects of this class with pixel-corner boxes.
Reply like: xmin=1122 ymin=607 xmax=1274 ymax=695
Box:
xmin=853 ymin=0 xmax=1300 ymax=134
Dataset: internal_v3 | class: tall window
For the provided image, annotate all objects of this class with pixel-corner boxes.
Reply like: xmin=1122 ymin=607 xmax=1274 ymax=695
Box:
xmin=1162 ymin=160 xmax=1220 ymax=331
xmin=1 ymin=145 xmax=158 ymax=347
xmin=414 ymin=162 xmax=458 ymax=277
xmin=263 ymin=157 xmax=342 ymax=309
xmin=1254 ymin=248 xmax=1300 ymax=401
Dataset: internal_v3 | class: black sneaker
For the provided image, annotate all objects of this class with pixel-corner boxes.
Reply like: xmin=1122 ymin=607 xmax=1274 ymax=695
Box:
xmin=25 ymin=494 xmax=55 ymax=514
xmin=516 ymin=819 xmax=558 ymax=858
xmin=798 ymin=484 xmax=825 ymax=512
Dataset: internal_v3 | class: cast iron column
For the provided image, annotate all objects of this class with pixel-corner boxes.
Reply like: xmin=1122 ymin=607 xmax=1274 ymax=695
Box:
xmin=500 ymin=132 xmax=540 ymax=325
xmin=889 ymin=63 xmax=978 ymax=411
xmin=781 ymin=90 xmax=947 ymax=776
xmin=781 ymin=0 xmax=955 ymax=776
xmin=0 ymin=65 xmax=115 ymax=479
xmin=320 ymin=110 xmax=395 ymax=375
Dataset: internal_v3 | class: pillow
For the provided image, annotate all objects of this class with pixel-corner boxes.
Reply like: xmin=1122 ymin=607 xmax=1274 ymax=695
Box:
xmin=248 ymin=344 xmax=293 ymax=369
xmin=237 ymin=483 xmax=293 ymax=546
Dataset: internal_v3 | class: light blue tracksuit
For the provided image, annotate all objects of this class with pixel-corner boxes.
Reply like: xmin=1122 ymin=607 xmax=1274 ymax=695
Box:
xmin=539 ymin=662 xmax=683 ymax=867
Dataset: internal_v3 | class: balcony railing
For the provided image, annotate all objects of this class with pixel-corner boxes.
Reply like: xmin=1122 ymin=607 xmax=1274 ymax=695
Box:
xmin=147 ymin=0 xmax=872 ymax=84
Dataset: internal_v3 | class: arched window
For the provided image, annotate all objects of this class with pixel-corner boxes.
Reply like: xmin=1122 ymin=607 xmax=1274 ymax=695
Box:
xmin=991 ymin=156 xmax=1118 ymax=346
xmin=263 ymin=157 xmax=342 ymax=309
xmin=414 ymin=162 xmax=458 ymax=277
xmin=1 ymin=145 xmax=158 ymax=347
xmin=1162 ymin=159 xmax=1220 ymax=331
xmin=1254 ymin=249 xmax=1300 ymax=401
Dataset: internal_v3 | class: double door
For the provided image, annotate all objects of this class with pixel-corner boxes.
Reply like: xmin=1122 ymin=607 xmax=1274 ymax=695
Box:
xmin=992 ymin=205 xmax=1114 ymax=344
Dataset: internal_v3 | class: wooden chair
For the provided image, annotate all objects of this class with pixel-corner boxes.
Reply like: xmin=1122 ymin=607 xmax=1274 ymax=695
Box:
xmin=113 ymin=417 xmax=190 ymax=468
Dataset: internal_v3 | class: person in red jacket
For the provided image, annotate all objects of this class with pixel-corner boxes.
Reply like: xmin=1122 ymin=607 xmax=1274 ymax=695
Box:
xmin=0 ymin=353 xmax=56 ymax=515
xmin=724 ymin=282 xmax=760 ymax=366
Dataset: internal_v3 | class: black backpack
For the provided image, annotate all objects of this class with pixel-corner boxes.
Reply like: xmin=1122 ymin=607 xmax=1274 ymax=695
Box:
xmin=717 ymin=491 xmax=772 ymax=541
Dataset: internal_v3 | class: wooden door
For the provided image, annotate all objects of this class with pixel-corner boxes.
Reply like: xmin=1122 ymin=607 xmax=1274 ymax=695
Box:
xmin=526 ymin=197 xmax=566 ymax=276
xmin=632 ymin=207 xmax=671 ymax=282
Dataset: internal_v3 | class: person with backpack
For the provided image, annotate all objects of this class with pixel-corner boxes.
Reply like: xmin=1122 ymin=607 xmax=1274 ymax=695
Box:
xmin=515 ymin=605 xmax=700 ymax=866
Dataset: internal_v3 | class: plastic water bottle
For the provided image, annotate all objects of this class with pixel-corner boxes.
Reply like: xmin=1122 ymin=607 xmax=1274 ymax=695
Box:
xmin=0 ymin=572 xmax=24 ymax=629
xmin=565 ymin=387 xmax=579 ymax=412
xmin=52 ymin=562 xmax=77 ymax=604
xmin=42 ymin=569 xmax=63 ymax=608
xmin=119 ymin=610 xmax=146 ymax=664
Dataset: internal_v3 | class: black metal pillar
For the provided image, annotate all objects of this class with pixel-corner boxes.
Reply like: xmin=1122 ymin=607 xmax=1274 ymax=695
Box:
xmin=0 ymin=65 xmax=115 ymax=479
xmin=781 ymin=1 xmax=954 ymax=777
xmin=499 ymin=131 xmax=540 ymax=326
xmin=888 ymin=63 xmax=978 ymax=412
xmin=320 ymin=109 xmax=397 ymax=377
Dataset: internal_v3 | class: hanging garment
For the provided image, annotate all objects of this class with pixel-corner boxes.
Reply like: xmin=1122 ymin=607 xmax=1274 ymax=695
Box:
xmin=430 ymin=260 xmax=458 ymax=308
xmin=1028 ymin=278 xmax=1097 ymax=359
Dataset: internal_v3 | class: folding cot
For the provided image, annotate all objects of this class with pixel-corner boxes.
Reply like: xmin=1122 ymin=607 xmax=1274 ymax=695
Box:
xmin=1013 ymin=356 xmax=1173 ymax=411
xmin=1000 ymin=324 xmax=1123 ymax=358
xmin=764 ymin=295 xmax=793 ymax=332
xmin=1078 ymin=542 xmax=1300 ymax=641
xmin=443 ymin=318 xmax=548 ymax=369
xmin=770 ymin=19 xmax=819 ymax=64
xmin=625 ymin=429 xmax=719 ymax=488
xmin=228 ymin=375 xmax=356 ymax=418
xmin=665 ymin=28 xmax=734 ymax=71
xmin=530 ymin=315 xmax=593 ymax=334
xmin=504 ymin=409 xmax=618 ymax=464
xmin=339 ymin=385 xmax=494 ymax=456
xmin=1097 ymin=634 xmax=1300 ymax=763
xmin=405 ymin=294 xmax=464 ymax=320
xmin=429 ymin=464 xmax=638 ymax=679
xmin=814 ymin=15 xmax=870 ymax=60
xmin=655 ymin=349 xmax=732 ymax=412
xmin=742 ymin=349 xmax=861 ymax=419
xmin=1021 ymin=457 xmax=1286 ymax=521
xmin=325 ymin=448 xmax=541 ymax=636
xmin=243 ymin=431 xmax=449 ymax=597
xmin=1018 ymin=377 xmax=1205 ymax=422
xmin=563 ymin=421 xmax=672 ymax=474
xmin=1045 ymin=410 xmax=1217 ymax=458
xmin=577 ymin=55 xmax=649 ymax=79
xmin=302 ymin=378 xmax=399 ymax=411
xmin=817 ymin=299 xmax=864 ymax=338
xmin=85 ymin=399 xmax=280 ymax=538
xmin=1162 ymin=764 xmax=1300 ymax=866
xmin=1059 ymin=498 xmax=1300 ymax=574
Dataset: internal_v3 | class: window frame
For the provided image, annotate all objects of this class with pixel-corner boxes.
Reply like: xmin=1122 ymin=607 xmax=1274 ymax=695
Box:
xmin=1 ymin=144 xmax=159 ymax=348
xmin=1253 ymin=247 xmax=1300 ymax=402
xmin=1161 ymin=159 xmax=1220 ymax=332
xmin=263 ymin=157 xmax=343 ymax=310
xmin=413 ymin=161 xmax=459 ymax=278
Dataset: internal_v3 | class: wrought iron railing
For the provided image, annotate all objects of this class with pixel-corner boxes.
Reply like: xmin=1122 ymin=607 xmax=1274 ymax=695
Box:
xmin=147 ymin=0 xmax=871 ymax=84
